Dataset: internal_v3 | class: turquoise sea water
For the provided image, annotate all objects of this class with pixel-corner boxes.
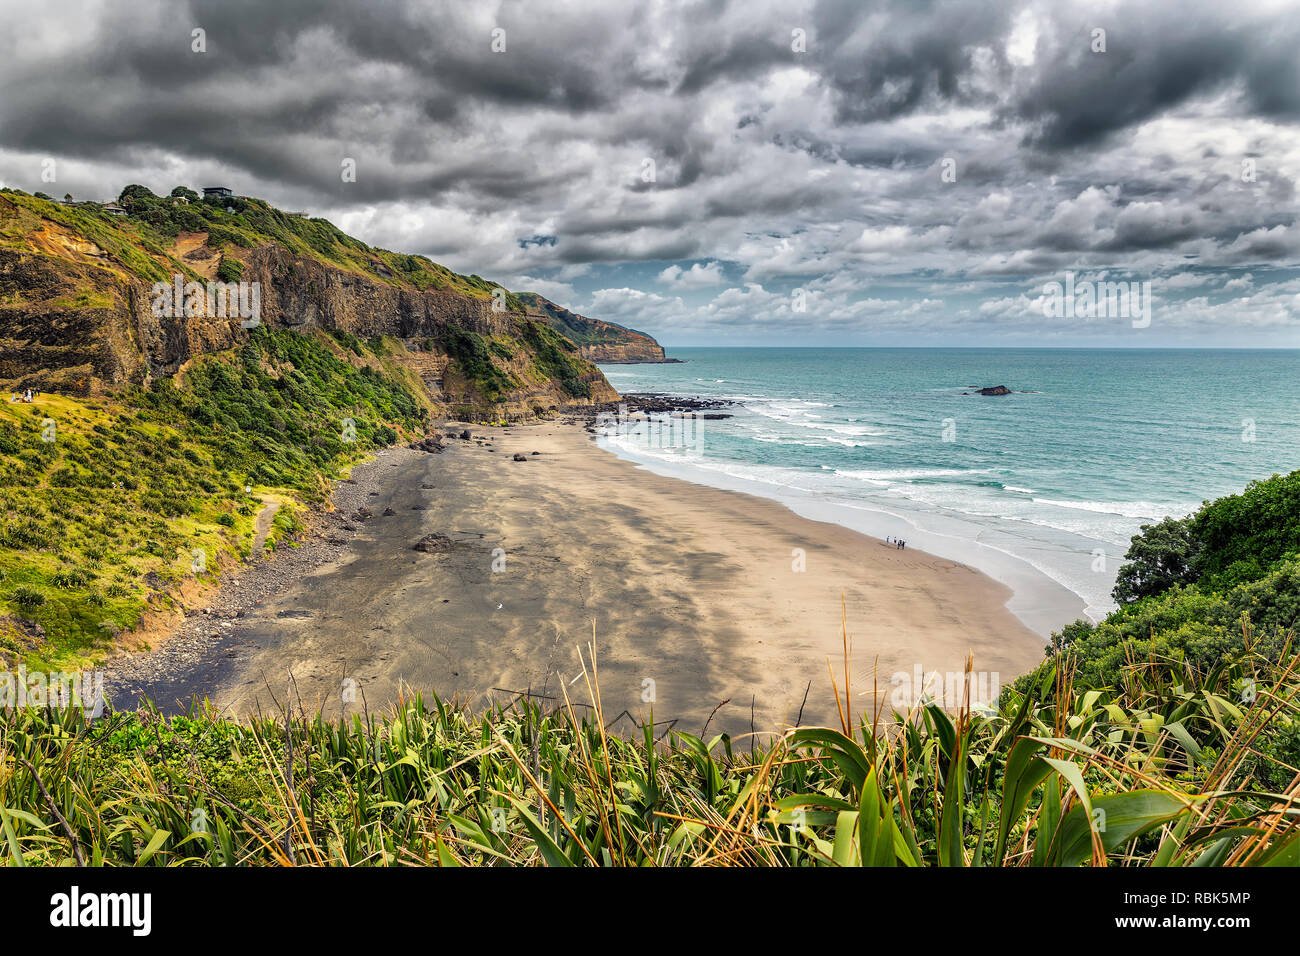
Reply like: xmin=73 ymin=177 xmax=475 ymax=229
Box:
xmin=598 ymin=348 xmax=1300 ymax=630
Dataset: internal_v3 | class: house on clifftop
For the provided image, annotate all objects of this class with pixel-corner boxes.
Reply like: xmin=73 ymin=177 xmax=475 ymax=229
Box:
xmin=202 ymin=186 xmax=233 ymax=199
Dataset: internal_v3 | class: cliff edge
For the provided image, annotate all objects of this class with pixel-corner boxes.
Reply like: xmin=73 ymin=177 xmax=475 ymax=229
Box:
xmin=516 ymin=292 xmax=671 ymax=363
xmin=0 ymin=186 xmax=621 ymax=419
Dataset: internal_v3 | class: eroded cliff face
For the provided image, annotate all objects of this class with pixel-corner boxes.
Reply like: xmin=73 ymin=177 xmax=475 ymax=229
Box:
xmin=136 ymin=244 xmax=618 ymax=416
xmin=516 ymin=292 xmax=670 ymax=363
xmin=0 ymin=242 xmax=146 ymax=393
xmin=0 ymin=196 xmax=617 ymax=418
xmin=575 ymin=336 xmax=668 ymax=363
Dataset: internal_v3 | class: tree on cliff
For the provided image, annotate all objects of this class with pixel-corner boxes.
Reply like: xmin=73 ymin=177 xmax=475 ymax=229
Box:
xmin=118 ymin=184 xmax=159 ymax=209
xmin=1112 ymin=516 xmax=1202 ymax=605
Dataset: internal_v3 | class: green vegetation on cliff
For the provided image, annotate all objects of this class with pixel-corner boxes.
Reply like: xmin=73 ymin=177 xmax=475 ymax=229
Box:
xmin=441 ymin=327 xmax=521 ymax=404
xmin=0 ymin=327 xmax=426 ymax=668
xmin=1 ymin=185 xmax=507 ymax=302
xmin=515 ymin=291 xmax=665 ymax=362
xmin=1016 ymin=469 xmax=1300 ymax=695
xmin=521 ymin=319 xmax=593 ymax=398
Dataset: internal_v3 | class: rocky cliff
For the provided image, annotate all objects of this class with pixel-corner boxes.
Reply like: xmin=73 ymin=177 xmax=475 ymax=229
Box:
xmin=0 ymin=188 xmax=619 ymax=419
xmin=516 ymin=292 xmax=671 ymax=363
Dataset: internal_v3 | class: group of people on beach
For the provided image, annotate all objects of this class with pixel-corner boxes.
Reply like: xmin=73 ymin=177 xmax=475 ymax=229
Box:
xmin=8 ymin=389 xmax=35 ymax=403
xmin=886 ymin=535 xmax=907 ymax=550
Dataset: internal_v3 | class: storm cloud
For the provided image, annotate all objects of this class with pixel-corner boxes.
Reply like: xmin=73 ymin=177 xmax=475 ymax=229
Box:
xmin=1 ymin=0 xmax=1298 ymax=345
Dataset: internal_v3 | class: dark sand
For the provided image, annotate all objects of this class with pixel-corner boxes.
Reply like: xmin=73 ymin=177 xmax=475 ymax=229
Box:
xmin=107 ymin=422 xmax=1062 ymax=739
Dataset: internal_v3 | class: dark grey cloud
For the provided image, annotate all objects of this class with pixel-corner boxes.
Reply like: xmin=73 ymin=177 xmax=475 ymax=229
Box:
xmin=0 ymin=0 xmax=1297 ymax=345
xmin=813 ymin=0 xmax=1017 ymax=123
xmin=1010 ymin=16 xmax=1274 ymax=149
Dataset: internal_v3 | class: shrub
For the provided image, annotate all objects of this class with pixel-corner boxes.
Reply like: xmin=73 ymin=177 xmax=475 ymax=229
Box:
xmin=1112 ymin=516 xmax=1201 ymax=604
xmin=10 ymin=585 xmax=46 ymax=609
xmin=49 ymin=567 xmax=92 ymax=589
xmin=216 ymin=256 xmax=245 ymax=282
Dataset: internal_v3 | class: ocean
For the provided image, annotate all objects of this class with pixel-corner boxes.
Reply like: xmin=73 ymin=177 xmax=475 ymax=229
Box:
xmin=597 ymin=348 xmax=1300 ymax=633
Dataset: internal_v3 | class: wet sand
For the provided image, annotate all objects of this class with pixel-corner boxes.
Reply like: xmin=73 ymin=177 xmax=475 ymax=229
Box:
xmin=109 ymin=421 xmax=1064 ymax=739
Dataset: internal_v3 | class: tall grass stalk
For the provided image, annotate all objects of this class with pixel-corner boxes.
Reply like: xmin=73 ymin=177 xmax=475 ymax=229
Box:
xmin=0 ymin=622 xmax=1296 ymax=866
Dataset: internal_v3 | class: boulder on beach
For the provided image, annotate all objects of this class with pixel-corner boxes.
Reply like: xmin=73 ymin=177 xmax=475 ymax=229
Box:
xmin=512 ymin=453 xmax=528 ymax=461
xmin=409 ymin=434 xmax=445 ymax=453
xmin=413 ymin=532 xmax=454 ymax=553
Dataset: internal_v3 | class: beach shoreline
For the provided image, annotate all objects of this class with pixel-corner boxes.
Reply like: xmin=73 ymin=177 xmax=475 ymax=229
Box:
xmin=594 ymin=434 xmax=1090 ymax=637
xmin=107 ymin=418 xmax=1071 ymax=738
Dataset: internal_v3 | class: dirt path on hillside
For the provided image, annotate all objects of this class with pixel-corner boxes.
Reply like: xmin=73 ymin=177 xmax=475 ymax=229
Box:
xmin=250 ymin=501 xmax=280 ymax=556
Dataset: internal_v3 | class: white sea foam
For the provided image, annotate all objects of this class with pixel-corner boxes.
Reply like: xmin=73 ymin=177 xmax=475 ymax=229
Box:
xmin=837 ymin=467 xmax=991 ymax=482
xmin=1031 ymin=498 xmax=1184 ymax=520
xmin=802 ymin=422 xmax=886 ymax=437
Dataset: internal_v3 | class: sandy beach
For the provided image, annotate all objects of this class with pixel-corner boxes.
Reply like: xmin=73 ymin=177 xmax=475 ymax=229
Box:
xmin=108 ymin=421 xmax=1073 ymax=739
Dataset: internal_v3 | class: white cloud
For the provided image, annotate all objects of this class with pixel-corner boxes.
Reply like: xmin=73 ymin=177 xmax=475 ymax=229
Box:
xmin=658 ymin=261 xmax=725 ymax=288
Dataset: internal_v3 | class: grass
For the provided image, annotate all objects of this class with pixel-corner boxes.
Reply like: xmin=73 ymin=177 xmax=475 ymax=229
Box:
xmin=0 ymin=622 xmax=1295 ymax=866
xmin=46 ymin=291 xmax=115 ymax=310
xmin=520 ymin=320 xmax=594 ymax=399
xmin=0 ymin=326 xmax=428 ymax=669
xmin=0 ymin=187 xmax=507 ymax=303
